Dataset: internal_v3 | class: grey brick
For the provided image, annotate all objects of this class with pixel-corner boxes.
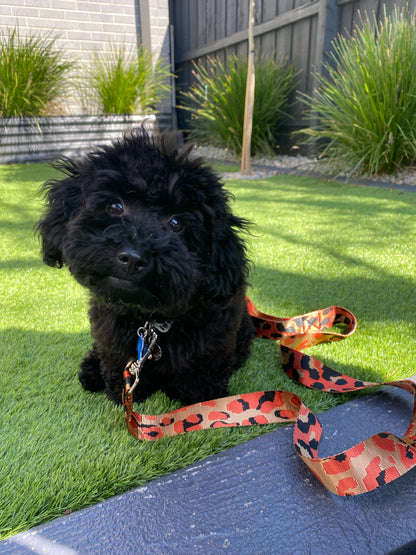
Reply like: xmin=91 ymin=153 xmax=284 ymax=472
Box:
xmin=100 ymin=3 xmax=131 ymax=15
xmin=65 ymin=30 xmax=94 ymax=42
xmin=31 ymin=17 xmax=69 ymax=30
xmin=24 ymin=0 xmax=51 ymax=7
xmin=90 ymin=31 xmax=136 ymax=44
xmin=64 ymin=10 xmax=92 ymax=22
xmin=76 ymin=1 xmax=101 ymax=11
xmin=1 ymin=16 xmax=22 ymax=27
xmin=92 ymin=13 xmax=116 ymax=24
xmin=10 ymin=6 xmax=39 ymax=17
xmin=46 ymin=0 xmax=75 ymax=9
xmin=115 ymin=14 xmax=136 ymax=25
xmin=37 ymin=9 xmax=67 ymax=21
xmin=100 ymin=23 xmax=136 ymax=35
xmin=4 ymin=0 xmax=27 ymax=6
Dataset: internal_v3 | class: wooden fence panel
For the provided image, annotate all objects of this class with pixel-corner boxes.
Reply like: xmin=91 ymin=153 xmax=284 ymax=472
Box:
xmin=338 ymin=1 xmax=355 ymax=33
xmin=291 ymin=17 xmax=313 ymax=93
xmin=189 ymin=1 xmax=199 ymax=51
xmin=226 ymin=0 xmax=238 ymax=35
xmin=262 ymin=0 xmax=277 ymax=20
xmin=278 ymin=1 xmax=295 ymax=15
xmin=259 ymin=29 xmax=276 ymax=53
xmin=238 ymin=0 xmax=249 ymax=30
xmin=274 ymin=22 xmax=293 ymax=59
xmin=338 ymin=0 xmax=416 ymax=34
xmin=206 ymin=1 xmax=217 ymax=42
xmin=295 ymin=0 xmax=315 ymax=7
xmin=172 ymin=0 xmax=416 ymax=145
xmin=197 ymin=0 xmax=206 ymax=45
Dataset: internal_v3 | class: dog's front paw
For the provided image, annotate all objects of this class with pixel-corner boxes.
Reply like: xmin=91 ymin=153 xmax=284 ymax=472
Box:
xmin=78 ymin=349 xmax=105 ymax=392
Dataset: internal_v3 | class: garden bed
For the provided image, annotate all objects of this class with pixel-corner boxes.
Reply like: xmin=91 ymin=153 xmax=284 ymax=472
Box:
xmin=0 ymin=113 xmax=171 ymax=164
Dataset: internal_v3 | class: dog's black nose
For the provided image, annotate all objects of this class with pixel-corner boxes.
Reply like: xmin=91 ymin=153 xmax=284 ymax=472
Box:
xmin=117 ymin=247 xmax=150 ymax=273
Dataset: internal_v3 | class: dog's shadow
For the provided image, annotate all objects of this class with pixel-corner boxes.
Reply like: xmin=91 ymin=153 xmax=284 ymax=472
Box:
xmin=1 ymin=326 xmax=184 ymax=423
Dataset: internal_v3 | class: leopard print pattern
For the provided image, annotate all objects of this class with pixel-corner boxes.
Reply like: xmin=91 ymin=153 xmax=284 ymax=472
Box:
xmin=123 ymin=298 xmax=416 ymax=496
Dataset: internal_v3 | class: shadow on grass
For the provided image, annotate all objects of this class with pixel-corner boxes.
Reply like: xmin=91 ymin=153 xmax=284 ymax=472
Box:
xmin=0 ymin=328 xmax=91 ymax=393
xmin=0 ymin=162 xmax=57 ymax=184
xmin=0 ymin=258 xmax=44 ymax=270
xmin=233 ymin=177 xmax=416 ymax=223
xmin=250 ymin=261 xmax=416 ymax=325
xmin=1 ymin=199 xmax=40 ymax=229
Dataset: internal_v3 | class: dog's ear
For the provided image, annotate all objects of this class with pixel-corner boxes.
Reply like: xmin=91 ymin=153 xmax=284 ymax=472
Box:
xmin=203 ymin=213 xmax=250 ymax=304
xmin=36 ymin=160 xmax=84 ymax=267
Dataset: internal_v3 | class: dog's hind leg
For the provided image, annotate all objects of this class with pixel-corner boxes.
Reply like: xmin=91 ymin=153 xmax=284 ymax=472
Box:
xmin=78 ymin=345 xmax=105 ymax=392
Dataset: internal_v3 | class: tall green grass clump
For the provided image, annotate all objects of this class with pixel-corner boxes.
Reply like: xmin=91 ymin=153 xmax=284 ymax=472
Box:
xmin=0 ymin=28 xmax=73 ymax=117
xmin=301 ymin=7 xmax=416 ymax=175
xmin=181 ymin=55 xmax=297 ymax=155
xmin=83 ymin=44 xmax=171 ymax=115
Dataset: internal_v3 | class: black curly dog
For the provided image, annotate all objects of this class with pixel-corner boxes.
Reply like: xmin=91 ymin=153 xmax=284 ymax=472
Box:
xmin=36 ymin=129 xmax=255 ymax=405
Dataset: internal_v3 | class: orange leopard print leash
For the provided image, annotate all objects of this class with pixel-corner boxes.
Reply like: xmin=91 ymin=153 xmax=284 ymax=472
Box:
xmin=122 ymin=299 xmax=416 ymax=496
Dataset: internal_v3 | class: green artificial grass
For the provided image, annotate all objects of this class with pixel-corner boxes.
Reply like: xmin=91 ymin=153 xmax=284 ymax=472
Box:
xmin=1 ymin=163 xmax=416 ymax=538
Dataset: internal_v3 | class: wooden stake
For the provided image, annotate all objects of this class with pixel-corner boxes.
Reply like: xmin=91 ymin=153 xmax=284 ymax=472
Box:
xmin=241 ymin=0 xmax=255 ymax=175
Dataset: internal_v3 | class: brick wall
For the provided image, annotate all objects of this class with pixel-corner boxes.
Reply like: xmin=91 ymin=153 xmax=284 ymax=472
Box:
xmin=145 ymin=0 xmax=171 ymax=62
xmin=0 ymin=0 xmax=139 ymax=60
xmin=0 ymin=0 xmax=173 ymax=115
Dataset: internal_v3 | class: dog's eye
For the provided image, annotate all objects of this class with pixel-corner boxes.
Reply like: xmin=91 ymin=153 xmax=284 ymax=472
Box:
xmin=108 ymin=200 xmax=124 ymax=215
xmin=168 ymin=216 xmax=184 ymax=233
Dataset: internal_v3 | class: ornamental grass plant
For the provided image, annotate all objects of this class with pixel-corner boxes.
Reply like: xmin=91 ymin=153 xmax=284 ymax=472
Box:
xmin=1 ymin=163 xmax=416 ymax=537
xmin=81 ymin=44 xmax=172 ymax=115
xmin=301 ymin=7 xmax=416 ymax=175
xmin=181 ymin=55 xmax=297 ymax=155
xmin=0 ymin=28 xmax=73 ymax=117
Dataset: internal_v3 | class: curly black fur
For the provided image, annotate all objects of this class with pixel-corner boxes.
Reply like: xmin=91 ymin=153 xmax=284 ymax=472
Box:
xmin=36 ymin=128 xmax=255 ymax=405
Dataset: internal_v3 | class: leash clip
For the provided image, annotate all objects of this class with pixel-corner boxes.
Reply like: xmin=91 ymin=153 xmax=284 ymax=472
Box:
xmin=126 ymin=322 xmax=164 ymax=396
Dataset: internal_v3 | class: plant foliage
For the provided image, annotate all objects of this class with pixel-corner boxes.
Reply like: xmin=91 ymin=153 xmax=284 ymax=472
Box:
xmin=301 ymin=7 xmax=416 ymax=175
xmin=0 ymin=28 xmax=73 ymax=117
xmin=181 ymin=55 xmax=297 ymax=155
xmin=83 ymin=44 xmax=172 ymax=115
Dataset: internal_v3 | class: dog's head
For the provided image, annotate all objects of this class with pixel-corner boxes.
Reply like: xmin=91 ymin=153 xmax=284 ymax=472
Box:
xmin=36 ymin=129 xmax=249 ymax=316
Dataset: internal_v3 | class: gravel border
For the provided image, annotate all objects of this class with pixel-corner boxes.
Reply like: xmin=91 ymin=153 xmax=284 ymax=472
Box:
xmin=192 ymin=145 xmax=416 ymax=191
